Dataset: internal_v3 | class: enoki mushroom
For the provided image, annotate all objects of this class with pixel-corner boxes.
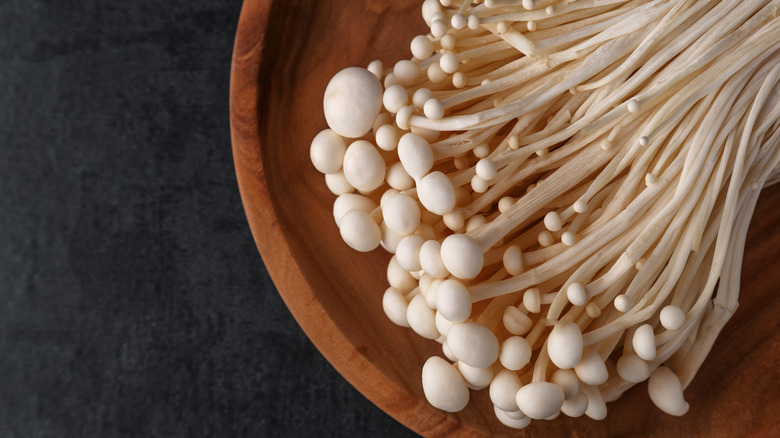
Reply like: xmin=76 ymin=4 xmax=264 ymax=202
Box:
xmin=309 ymin=0 xmax=780 ymax=428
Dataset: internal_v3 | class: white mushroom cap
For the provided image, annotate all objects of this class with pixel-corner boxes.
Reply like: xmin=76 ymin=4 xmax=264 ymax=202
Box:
xmin=421 ymin=356 xmax=470 ymax=412
xmin=427 ymin=61 xmax=447 ymax=83
xmin=574 ymin=348 xmax=609 ymax=386
xmin=324 ymin=171 xmax=354 ymax=196
xmin=567 ymin=282 xmax=587 ymax=306
xmin=443 ymin=210 xmax=465 ymax=231
xmin=515 ymin=382 xmax=565 ymax=420
xmin=499 ymin=336 xmax=532 ymax=371
xmin=342 ymin=140 xmax=386 ymax=192
xmin=393 ymin=60 xmax=420 ymax=86
xmin=523 ymin=288 xmax=541 ymax=313
xmin=583 ymin=385 xmax=607 ymax=420
xmin=660 ymin=305 xmax=686 ymax=330
xmin=386 ymin=162 xmax=414 ymax=191
xmin=423 ymin=278 xmax=441 ymax=309
xmin=310 ymin=129 xmax=347 ymax=174
xmin=412 ymin=88 xmax=433 ymax=108
xmin=502 ymin=407 xmax=528 ymax=420
xmin=375 ymin=124 xmax=398 ymax=151
xmin=614 ymin=294 xmax=632 ymax=312
xmin=551 ymin=369 xmax=582 ymax=400
xmin=442 ymin=340 xmax=457 ymax=362
xmin=467 ymin=13 xmax=480 ymax=29
xmin=466 ymin=214 xmax=487 ymax=232
xmin=494 ymin=405 xmax=532 ymax=429
xmin=543 ymin=211 xmax=563 ymax=232
xmin=323 ymin=67 xmax=383 ymax=138
xmin=407 ymin=294 xmax=439 ymax=340
xmin=633 ymin=324 xmax=657 ymax=361
xmin=382 ymin=84 xmax=409 ymax=114
xmin=489 ymin=369 xmax=522 ymax=412
xmin=440 ymin=234 xmax=483 ymax=280
xmin=560 ymin=392 xmax=589 ymax=417
xmin=538 ymin=230 xmax=554 ymax=247
xmin=648 ymin=366 xmax=689 ymax=416
xmin=386 ymin=255 xmax=416 ymax=293
xmin=475 ymin=158 xmax=498 ymax=180
xmin=447 ymin=321 xmax=499 ymax=368
xmin=498 ymin=196 xmax=515 ymax=213
xmin=502 ymin=306 xmax=532 ymax=336
xmin=420 ymin=240 xmax=449 ymax=279
xmin=503 ymin=245 xmax=524 ymax=276
xmin=471 ymin=175 xmax=489 ymax=193
xmin=382 ymin=193 xmax=421 ymax=236
xmin=410 ymin=35 xmax=434 ymax=60
xmin=396 ymin=234 xmax=425 ymax=272
xmin=421 ymin=0 xmax=442 ymax=26
xmin=332 ymin=193 xmax=377 ymax=226
xmin=379 ymin=222 xmax=403 ymax=253
xmin=440 ymin=52 xmax=459 ymax=74
xmin=380 ymin=188 xmax=400 ymax=208
xmin=434 ymin=310 xmax=455 ymax=336
xmin=366 ymin=59 xmax=382 ymax=79
xmin=451 ymin=13 xmax=467 ymax=30
xmin=338 ymin=209 xmax=380 ymax=252
xmin=547 ymin=322 xmax=584 ymax=370
xmin=423 ymin=97 xmax=445 ymax=120
xmin=436 ymin=279 xmax=471 ymax=323
xmin=456 ymin=361 xmax=494 ymax=390
xmin=561 ymin=231 xmax=577 ymax=246
xmin=616 ymin=354 xmax=650 ymax=383
xmin=397 ymin=133 xmax=434 ymax=180
xmin=382 ymin=287 xmax=409 ymax=327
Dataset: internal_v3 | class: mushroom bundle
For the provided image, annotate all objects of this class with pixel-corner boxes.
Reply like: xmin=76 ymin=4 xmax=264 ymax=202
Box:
xmin=309 ymin=0 xmax=780 ymax=428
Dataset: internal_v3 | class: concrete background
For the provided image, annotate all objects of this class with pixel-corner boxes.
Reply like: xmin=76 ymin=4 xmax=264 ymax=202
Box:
xmin=0 ymin=1 xmax=417 ymax=436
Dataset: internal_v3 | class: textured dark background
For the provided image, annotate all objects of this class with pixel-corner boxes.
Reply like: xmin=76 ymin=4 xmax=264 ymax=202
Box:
xmin=0 ymin=1 xmax=417 ymax=436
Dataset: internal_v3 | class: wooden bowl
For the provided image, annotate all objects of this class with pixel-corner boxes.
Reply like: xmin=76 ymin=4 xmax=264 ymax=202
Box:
xmin=229 ymin=1 xmax=780 ymax=436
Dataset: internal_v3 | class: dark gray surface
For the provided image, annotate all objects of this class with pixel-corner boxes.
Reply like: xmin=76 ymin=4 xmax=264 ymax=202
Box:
xmin=0 ymin=1 xmax=417 ymax=436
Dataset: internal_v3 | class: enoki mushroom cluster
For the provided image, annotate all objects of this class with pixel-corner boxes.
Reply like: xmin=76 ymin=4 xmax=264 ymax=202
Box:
xmin=309 ymin=0 xmax=780 ymax=428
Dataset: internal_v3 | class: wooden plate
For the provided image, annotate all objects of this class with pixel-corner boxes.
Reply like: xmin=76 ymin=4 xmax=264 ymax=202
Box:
xmin=229 ymin=1 xmax=780 ymax=436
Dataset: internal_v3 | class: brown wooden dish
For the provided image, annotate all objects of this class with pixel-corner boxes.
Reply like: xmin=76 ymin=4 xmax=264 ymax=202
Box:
xmin=230 ymin=0 xmax=780 ymax=436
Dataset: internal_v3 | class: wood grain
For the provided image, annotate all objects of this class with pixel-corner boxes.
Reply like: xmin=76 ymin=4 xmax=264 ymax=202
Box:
xmin=229 ymin=1 xmax=780 ymax=436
